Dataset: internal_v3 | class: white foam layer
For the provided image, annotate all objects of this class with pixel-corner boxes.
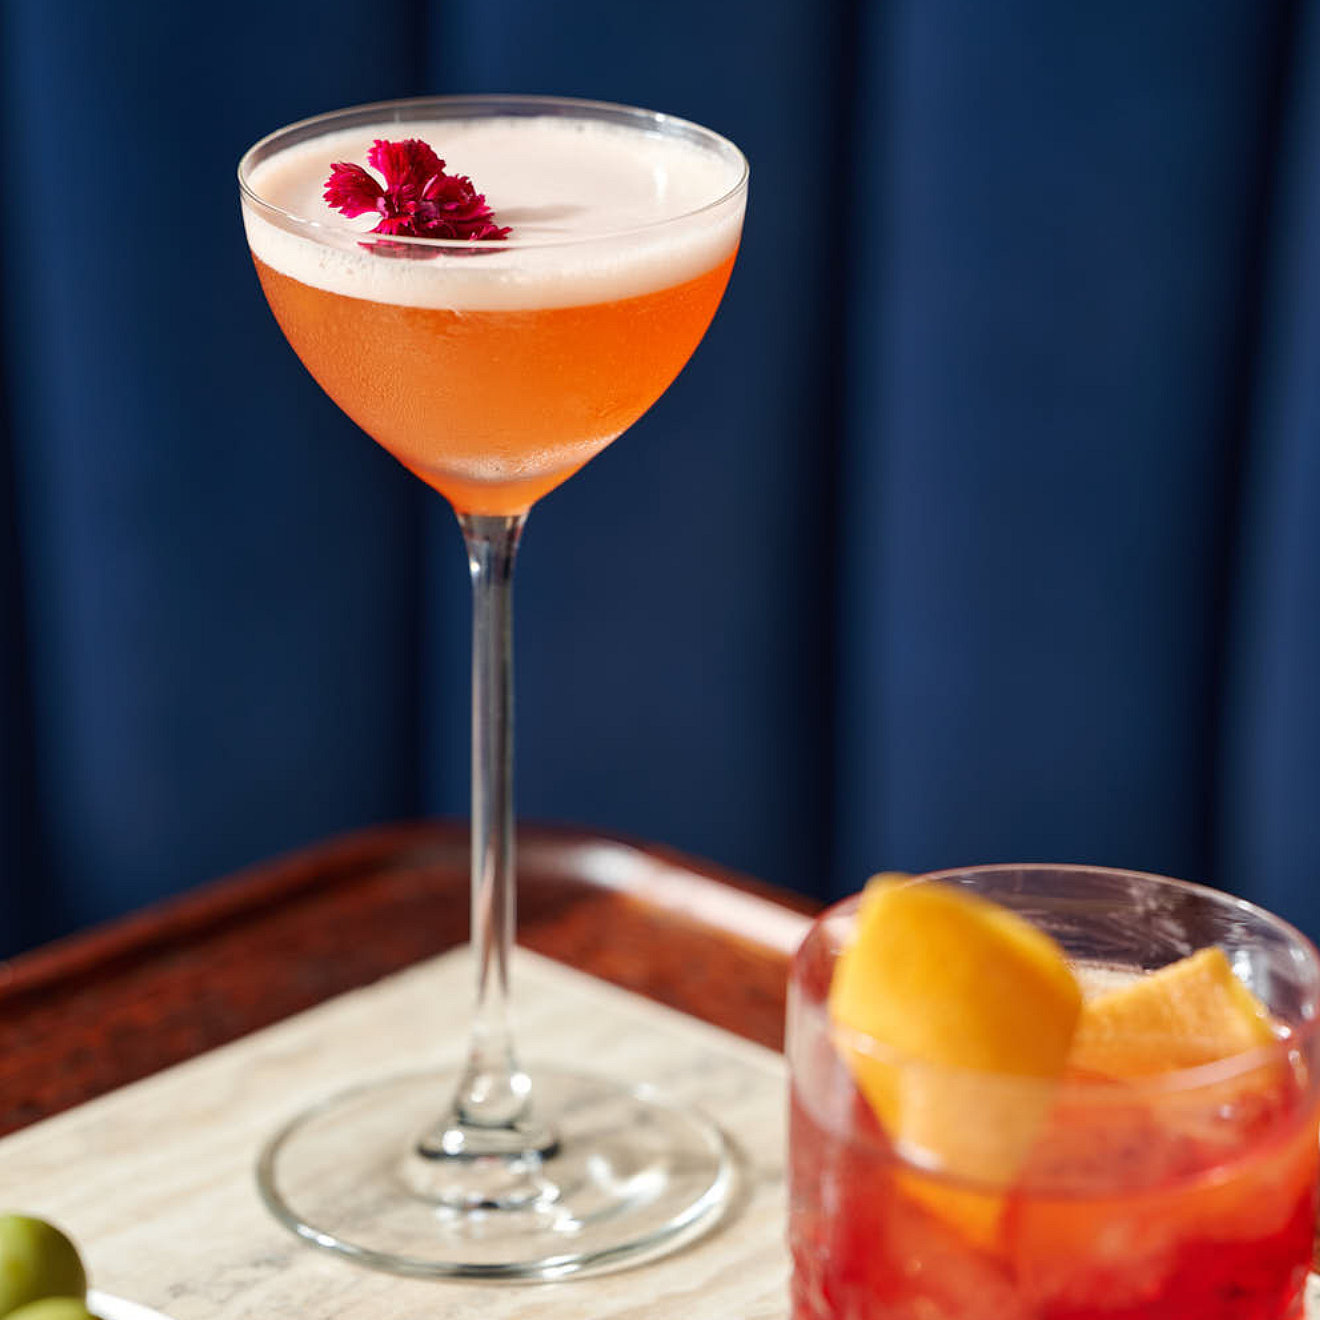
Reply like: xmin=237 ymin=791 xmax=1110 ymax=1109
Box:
xmin=242 ymin=116 xmax=746 ymax=311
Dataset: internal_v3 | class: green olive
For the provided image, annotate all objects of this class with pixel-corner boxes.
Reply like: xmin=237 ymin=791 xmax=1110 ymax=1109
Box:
xmin=3 ymin=1303 xmax=96 ymax=1320
xmin=0 ymin=1217 xmax=87 ymax=1318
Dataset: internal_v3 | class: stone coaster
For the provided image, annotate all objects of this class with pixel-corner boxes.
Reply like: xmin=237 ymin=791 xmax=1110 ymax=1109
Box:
xmin=0 ymin=949 xmax=791 ymax=1319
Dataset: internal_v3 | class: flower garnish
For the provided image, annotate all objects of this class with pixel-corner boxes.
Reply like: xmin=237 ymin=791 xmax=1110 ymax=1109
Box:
xmin=324 ymin=138 xmax=510 ymax=241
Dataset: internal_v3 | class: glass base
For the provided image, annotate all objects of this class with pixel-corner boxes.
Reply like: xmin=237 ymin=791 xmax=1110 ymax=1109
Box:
xmin=256 ymin=1067 xmax=735 ymax=1280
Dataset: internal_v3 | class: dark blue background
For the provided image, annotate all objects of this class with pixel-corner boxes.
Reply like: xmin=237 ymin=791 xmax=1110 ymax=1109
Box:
xmin=2 ymin=1 xmax=1318 ymax=955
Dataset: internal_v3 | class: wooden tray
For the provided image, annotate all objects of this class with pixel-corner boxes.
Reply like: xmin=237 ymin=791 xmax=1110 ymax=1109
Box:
xmin=0 ymin=822 xmax=817 ymax=1137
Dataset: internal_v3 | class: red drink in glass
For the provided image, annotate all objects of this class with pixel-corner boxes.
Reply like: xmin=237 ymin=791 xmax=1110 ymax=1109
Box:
xmin=787 ymin=866 xmax=1320 ymax=1319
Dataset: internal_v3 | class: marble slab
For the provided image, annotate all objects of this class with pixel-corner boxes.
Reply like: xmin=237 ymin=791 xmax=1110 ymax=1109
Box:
xmin=0 ymin=949 xmax=791 ymax=1319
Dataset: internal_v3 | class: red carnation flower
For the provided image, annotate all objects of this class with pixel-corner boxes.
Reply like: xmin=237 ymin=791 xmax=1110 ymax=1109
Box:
xmin=323 ymin=137 xmax=510 ymax=242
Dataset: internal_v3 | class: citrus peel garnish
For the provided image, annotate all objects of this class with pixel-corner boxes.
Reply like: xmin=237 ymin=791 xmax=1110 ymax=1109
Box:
xmin=1070 ymin=946 xmax=1277 ymax=1076
xmin=828 ymin=874 xmax=1083 ymax=1245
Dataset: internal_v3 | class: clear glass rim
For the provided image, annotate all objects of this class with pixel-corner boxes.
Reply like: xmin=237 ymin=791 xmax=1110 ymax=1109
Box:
xmin=798 ymin=863 xmax=1320 ymax=1100
xmin=237 ymin=92 xmax=750 ymax=254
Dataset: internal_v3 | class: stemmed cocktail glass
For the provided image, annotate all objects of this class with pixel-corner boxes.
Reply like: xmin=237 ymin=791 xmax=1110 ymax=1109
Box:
xmin=237 ymin=95 xmax=747 ymax=1279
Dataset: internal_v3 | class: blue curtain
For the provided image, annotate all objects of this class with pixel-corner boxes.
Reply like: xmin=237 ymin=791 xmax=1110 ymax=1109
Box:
xmin=2 ymin=1 xmax=1318 ymax=956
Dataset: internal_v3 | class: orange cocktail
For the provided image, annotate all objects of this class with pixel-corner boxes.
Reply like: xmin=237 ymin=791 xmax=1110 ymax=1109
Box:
xmin=242 ymin=107 xmax=743 ymax=516
xmin=788 ymin=867 xmax=1320 ymax=1319
xmin=238 ymin=98 xmax=748 ymax=1280
xmin=252 ymin=252 xmax=735 ymax=513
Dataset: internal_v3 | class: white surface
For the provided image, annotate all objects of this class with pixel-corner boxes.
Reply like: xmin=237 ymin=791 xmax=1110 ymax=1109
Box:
xmin=242 ymin=116 xmax=745 ymax=310
xmin=0 ymin=950 xmax=789 ymax=1320
xmin=90 ymin=1291 xmax=174 ymax=1320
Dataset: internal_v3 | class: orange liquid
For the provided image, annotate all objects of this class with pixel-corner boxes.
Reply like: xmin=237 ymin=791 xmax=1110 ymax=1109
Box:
xmin=254 ymin=252 xmax=737 ymax=515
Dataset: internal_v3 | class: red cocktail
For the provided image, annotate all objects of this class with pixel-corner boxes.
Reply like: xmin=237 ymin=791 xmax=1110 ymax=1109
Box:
xmin=788 ymin=866 xmax=1320 ymax=1319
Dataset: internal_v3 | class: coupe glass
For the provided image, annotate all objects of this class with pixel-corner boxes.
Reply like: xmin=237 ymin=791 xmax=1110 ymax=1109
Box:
xmin=788 ymin=866 xmax=1320 ymax=1318
xmin=237 ymin=95 xmax=747 ymax=1280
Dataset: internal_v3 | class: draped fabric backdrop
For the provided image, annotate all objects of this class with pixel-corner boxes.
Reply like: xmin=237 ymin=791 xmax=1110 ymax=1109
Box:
xmin=1 ymin=1 xmax=1317 ymax=957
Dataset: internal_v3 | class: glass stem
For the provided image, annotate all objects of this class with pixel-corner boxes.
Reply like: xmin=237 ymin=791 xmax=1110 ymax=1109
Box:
xmin=454 ymin=511 xmax=529 ymax=1130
